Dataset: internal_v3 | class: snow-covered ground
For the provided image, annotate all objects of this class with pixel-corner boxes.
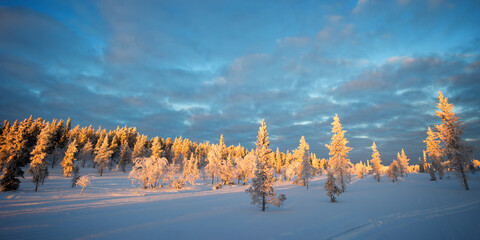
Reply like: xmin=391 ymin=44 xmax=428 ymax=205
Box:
xmin=1 ymin=168 xmax=479 ymax=240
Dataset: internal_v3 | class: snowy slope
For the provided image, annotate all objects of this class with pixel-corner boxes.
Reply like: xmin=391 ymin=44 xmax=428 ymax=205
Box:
xmin=1 ymin=168 xmax=479 ymax=240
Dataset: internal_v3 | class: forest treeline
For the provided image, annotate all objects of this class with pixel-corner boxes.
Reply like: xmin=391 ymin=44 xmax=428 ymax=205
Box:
xmin=0 ymin=91 xmax=477 ymax=207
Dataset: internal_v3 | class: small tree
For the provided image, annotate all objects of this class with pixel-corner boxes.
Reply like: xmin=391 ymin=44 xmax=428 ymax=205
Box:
xmin=79 ymin=140 xmax=93 ymax=168
xmin=117 ymin=143 xmax=131 ymax=173
xmin=183 ymin=154 xmax=199 ymax=185
xmin=325 ymin=172 xmax=341 ymax=202
xmin=94 ymin=136 xmax=113 ymax=176
xmin=205 ymin=144 xmax=222 ymax=185
xmin=386 ymin=160 xmax=400 ymax=182
xmin=129 ymin=157 xmax=168 ymax=189
xmin=235 ymin=151 xmax=257 ymax=185
xmin=370 ymin=142 xmax=383 ymax=182
xmin=61 ymin=140 xmax=78 ymax=177
xmin=397 ymin=149 xmax=410 ymax=177
xmin=77 ymin=175 xmax=91 ymax=196
xmin=325 ymin=114 xmax=352 ymax=192
xmin=293 ymin=136 xmax=314 ymax=189
xmin=27 ymin=124 xmax=52 ymax=192
xmin=424 ymin=127 xmax=444 ymax=179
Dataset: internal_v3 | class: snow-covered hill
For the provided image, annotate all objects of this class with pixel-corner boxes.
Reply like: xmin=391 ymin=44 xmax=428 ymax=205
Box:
xmin=1 ymin=168 xmax=479 ymax=240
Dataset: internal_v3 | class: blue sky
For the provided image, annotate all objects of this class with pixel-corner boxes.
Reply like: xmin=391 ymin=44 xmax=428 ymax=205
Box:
xmin=1 ymin=0 xmax=479 ymax=164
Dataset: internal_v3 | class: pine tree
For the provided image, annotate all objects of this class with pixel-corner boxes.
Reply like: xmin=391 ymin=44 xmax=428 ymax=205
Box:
xmin=294 ymin=136 xmax=314 ymax=189
xmin=27 ymin=123 xmax=52 ymax=192
xmin=61 ymin=140 xmax=78 ymax=177
xmin=183 ymin=154 xmax=199 ymax=185
xmin=235 ymin=150 xmax=257 ymax=185
xmin=132 ymin=135 xmax=148 ymax=160
xmin=151 ymin=136 xmax=163 ymax=159
xmin=325 ymin=171 xmax=341 ymax=202
xmin=118 ymin=143 xmax=131 ymax=173
xmin=325 ymin=114 xmax=352 ymax=192
xmin=424 ymin=126 xmax=444 ymax=179
xmin=370 ymin=142 xmax=383 ymax=182
xmin=435 ymin=91 xmax=472 ymax=190
xmin=80 ymin=140 xmax=93 ymax=167
xmin=245 ymin=119 xmax=286 ymax=211
xmin=275 ymin=147 xmax=282 ymax=174
xmin=396 ymin=149 xmax=410 ymax=177
xmin=94 ymin=136 xmax=113 ymax=176
xmin=205 ymin=144 xmax=222 ymax=185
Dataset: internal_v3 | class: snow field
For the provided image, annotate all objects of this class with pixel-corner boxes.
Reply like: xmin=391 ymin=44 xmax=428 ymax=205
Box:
xmin=1 ymin=167 xmax=480 ymax=240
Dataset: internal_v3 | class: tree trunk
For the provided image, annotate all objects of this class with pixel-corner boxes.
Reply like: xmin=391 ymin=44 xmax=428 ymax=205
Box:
xmin=262 ymin=193 xmax=265 ymax=211
xmin=461 ymin=168 xmax=469 ymax=190
xmin=35 ymin=181 xmax=38 ymax=192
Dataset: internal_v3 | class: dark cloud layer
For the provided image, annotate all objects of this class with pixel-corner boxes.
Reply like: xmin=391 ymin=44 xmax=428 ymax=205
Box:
xmin=1 ymin=0 xmax=479 ymax=164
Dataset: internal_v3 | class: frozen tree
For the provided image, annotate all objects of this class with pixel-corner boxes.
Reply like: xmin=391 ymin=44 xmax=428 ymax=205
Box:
xmin=183 ymin=154 xmax=199 ymax=185
xmin=117 ymin=143 xmax=131 ymax=173
xmin=370 ymin=142 xmax=383 ymax=182
xmin=355 ymin=161 xmax=368 ymax=179
xmin=205 ymin=144 xmax=223 ymax=185
xmin=386 ymin=160 xmax=400 ymax=182
xmin=132 ymin=135 xmax=148 ymax=160
xmin=397 ymin=149 xmax=410 ymax=177
xmin=129 ymin=156 xmax=169 ymax=189
xmin=246 ymin=119 xmax=286 ymax=211
xmin=424 ymin=126 xmax=445 ymax=179
xmin=325 ymin=114 xmax=352 ymax=192
xmin=220 ymin=155 xmax=236 ymax=185
xmin=94 ymin=136 xmax=113 ymax=176
xmin=77 ymin=175 xmax=91 ymax=196
xmin=293 ymin=136 xmax=314 ymax=189
xmin=71 ymin=166 xmax=80 ymax=187
xmin=235 ymin=150 xmax=257 ymax=185
xmin=324 ymin=172 xmax=341 ymax=202
xmin=435 ymin=91 xmax=472 ymax=190
xmin=151 ymin=136 xmax=163 ymax=159
xmin=27 ymin=123 xmax=52 ymax=192
xmin=79 ymin=140 xmax=93 ymax=168
xmin=61 ymin=140 xmax=78 ymax=177
xmin=285 ymin=160 xmax=300 ymax=182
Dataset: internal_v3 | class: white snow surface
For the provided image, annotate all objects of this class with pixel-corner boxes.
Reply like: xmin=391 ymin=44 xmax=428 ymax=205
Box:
xmin=1 ymin=168 xmax=480 ymax=240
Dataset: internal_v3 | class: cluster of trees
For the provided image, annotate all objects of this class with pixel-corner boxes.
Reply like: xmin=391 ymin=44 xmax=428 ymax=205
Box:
xmin=0 ymin=91 xmax=475 ymax=209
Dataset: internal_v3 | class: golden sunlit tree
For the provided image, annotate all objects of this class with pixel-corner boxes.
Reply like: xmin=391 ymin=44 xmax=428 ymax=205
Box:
xmin=370 ymin=142 xmax=383 ymax=182
xmin=434 ymin=91 xmax=472 ymax=190
xmin=61 ymin=140 xmax=78 ymax=177
xmin=325 ymin=114 xmax=352 ymax=192
xmin=424 ymin=126 xmax=444 ymax=179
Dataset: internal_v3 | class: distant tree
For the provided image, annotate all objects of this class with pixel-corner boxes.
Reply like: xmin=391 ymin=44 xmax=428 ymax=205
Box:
xmin=117 ymin=143 xmax=131 ymax=173
xmin=151 ymin=136 xmax=163 ymax=159
xmin=61 ymin=140 xmax=78 ymax=177
xmin=79 ymin=140 xmax=93 ymax=168
xmin=205 ymin=144 xmax=223 ymax=185
xmin=355 ymin=161 xmax=368 ymax=179
xmin=220 ymin=155 xmax=236 ymax=185
xmin=235 ymin=150 xmax=257 ymax=185
xmin=245 ymin=119 xmax=286 ymax=211
xmin=293 ymin=136 xmax=314 ymax=189
xmin=370 ymin=142 xmax=383 ymax=182
xmin=397 ymin=149 xmax=410 ymax=177
xmin=435 ymin=91 xmax=472 ymax=190
xmin=27 ymin=123 xmax=52 ymax=192
xmin=424 ymin=126 xmax=445 ymax=179
xmin=325 ymin=171 xmax=341 ymax=202
xmin=94 ymin=136 xmax=113 ymax=176
xmin=325 ymin=114 xmax=352 ymax=192
xmin=275 ymin=147 xmax=283 ymax=174
xmin=183 ymin=154 xmax=199 ymax=185
xmin=132 ymin=135 xmax=148 ymax=160
xmin=386 ymin=160 xmax=400 ymax=182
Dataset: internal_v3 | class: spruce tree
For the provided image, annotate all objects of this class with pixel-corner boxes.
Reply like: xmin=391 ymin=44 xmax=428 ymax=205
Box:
xmin=61 ymin=140 xmax=78 ymax=177
xmin=386 ymin=160 xmax=400 ymax=182
xmin=435 ymin=91 xmax=472 ymax=190
xmin=397 ymin=149 xmax=410 ymax=177
xmin=294 ymin=136 xmax=314 ymax=189
xmin=80 ymin=140 xmax=93 ymax=167
xmin=424 ymin=126 xmax=444 ymax=179
xmin=325 ymin=114 xmax=352 ymax=192
xmin=118 ymin=143 xmax=131 ymax=173
xmin=27 ymin=123 xmax=52 ymax=192
xmin=245 ymin=119 xmax=286 ymax=211
xmin=94 ymin=136 xmax=113 ymax=176
xmin=151 ymin=136 xmax=163 ymax=159
xmin=325 ymin=171 xmax=341 ymax=202
xmin=370 ymin=142 xmax=383 ymax=182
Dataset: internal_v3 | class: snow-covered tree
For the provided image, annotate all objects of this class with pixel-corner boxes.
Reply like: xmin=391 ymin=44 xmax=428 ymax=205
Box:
xmin=77 ymin=175 xmax=91 ymax=196
xmin=79 ymin=140 xmax=93 ymax=167
xmin=220 ymin=155 xmax=236 ymax=185
xmin=132 ymin=135 xmax=148 ymax=160
xmin=386 ymin=160 xmax=400 ymax=182
xmin=397 ymin=149 xmax=410 ymax=177
xmin=246 ymin=119 xmax=286 ymax=211
xmin=324 ymin=171 xmax=341 ymax=202
xmin=435 ymin=91 xmax=472 ymax=190
xmin=183 ymin=154 xmax=199 ymax=185
xmin=151 ymin=136 xmax=163 ymax=159
xmin=370 ymin=142 xmax=383 ymax=182
xmin=71 ymin=166 xmax=80 ymax=187
xmin=117 ymin=143 xmax=131 ymax=173
xmin=235 ymin=150 xmax=257 ymax=185
xmin=94 ymin=136 xmax=113 ymax=176
xmin=325 ymin=114 xmax=352 ymax=192
xmin=293 ymin=136 xmax=314 ymax=189
xmin=205 ymin=144 xmax=222 ymax=185
xmin=129 ymin=156 xmax=169 ymax=189
xmin=61 ymin=140 xmax=78 ymax=177
xmin=355 ymin=161 xmax=368 ymax=179
xmin=27 ymin=123 xmax=52 ymax=192
xmin=424 ymin=126 xmax=445 ymax=179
